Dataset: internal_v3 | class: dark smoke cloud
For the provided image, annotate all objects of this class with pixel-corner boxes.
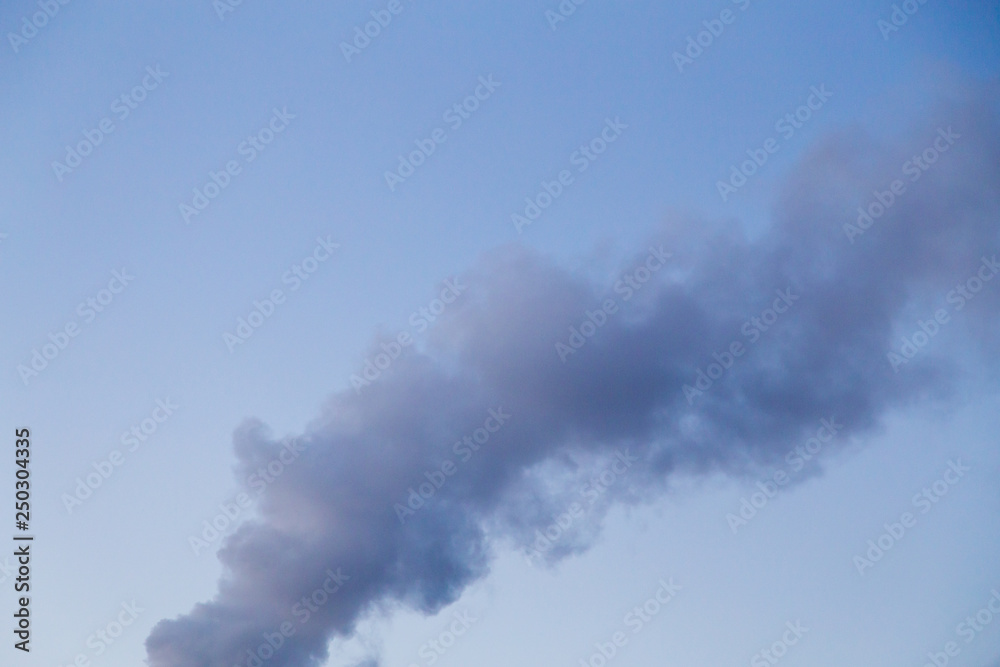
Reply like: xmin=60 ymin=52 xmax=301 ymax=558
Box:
xmin=146 ymin=95 xmax=1000 ymax=666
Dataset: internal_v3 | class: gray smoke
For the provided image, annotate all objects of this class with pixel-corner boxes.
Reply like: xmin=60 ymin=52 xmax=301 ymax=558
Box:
xmin=146 ymin=95 xmax=1000 ymax=666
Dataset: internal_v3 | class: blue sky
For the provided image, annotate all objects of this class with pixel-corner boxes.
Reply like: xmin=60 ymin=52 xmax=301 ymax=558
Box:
xmin=1 ymin=1 xmax=999 ymax=666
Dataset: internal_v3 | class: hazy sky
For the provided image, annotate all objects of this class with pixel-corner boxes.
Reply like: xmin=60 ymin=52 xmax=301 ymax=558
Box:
xmin=1 ymin=1 xmax=999 ymax=666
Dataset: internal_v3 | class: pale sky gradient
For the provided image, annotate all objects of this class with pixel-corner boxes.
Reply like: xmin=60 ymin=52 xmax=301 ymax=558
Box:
xmin=1 ymin=1 xmax=999 ymax=666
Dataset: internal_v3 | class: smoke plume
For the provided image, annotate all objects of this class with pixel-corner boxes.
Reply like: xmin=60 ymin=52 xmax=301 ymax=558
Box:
xmin=146 ymin=94 xmax=1000 ymax=666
